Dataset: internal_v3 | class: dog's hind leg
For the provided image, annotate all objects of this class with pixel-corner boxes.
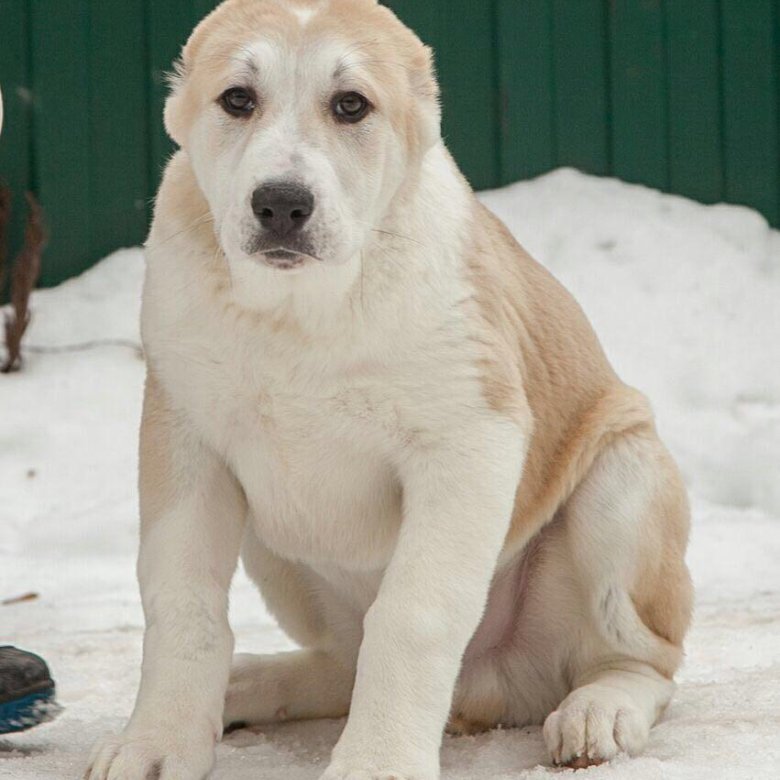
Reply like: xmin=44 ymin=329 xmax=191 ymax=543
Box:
xmin=543 ymin=430 xmax=692 ymax=768
xmin=223 ymin=649 xmax=354 ymax=728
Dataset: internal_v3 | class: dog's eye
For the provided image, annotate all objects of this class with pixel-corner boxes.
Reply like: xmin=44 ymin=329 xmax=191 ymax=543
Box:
xmin=219 ymin=87 xmax=256 ymax=117
xmin=332 ymin=91 xmax=371 ymax=123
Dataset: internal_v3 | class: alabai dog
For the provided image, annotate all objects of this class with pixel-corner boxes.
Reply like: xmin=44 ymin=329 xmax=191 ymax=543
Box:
xmin=86 ymin=1 xmax=692 ymax=778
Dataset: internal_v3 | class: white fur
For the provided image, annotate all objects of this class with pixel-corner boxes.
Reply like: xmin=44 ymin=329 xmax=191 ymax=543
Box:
xmin=292 ymin=3 xmax=319 ymax=25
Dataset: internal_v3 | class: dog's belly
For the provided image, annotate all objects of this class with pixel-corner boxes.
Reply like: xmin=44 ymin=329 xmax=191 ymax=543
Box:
xmin=227 ymin=414 xmax=403 ymax=570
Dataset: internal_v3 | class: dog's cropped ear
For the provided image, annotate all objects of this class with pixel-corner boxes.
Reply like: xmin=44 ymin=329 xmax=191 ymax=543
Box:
xmin=164 ymin=57 xmax=191 ymax=147
xmin=411 ymin=44 xmax=441 ymax=154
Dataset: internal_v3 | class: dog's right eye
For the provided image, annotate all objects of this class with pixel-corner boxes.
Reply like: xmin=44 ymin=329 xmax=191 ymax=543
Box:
xmin=219 ymin=87 xmax=257 ymax=117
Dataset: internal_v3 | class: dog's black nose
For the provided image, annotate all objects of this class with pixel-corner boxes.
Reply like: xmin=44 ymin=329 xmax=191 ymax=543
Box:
xmin=251 ymin=182 xmax=314 ymax=238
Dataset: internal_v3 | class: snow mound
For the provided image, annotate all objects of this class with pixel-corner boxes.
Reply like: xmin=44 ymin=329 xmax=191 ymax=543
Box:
xmin=1 ymin=170 xmax=779 ymax=779
xmin=481 ymin=169 xmax=780 ymax=515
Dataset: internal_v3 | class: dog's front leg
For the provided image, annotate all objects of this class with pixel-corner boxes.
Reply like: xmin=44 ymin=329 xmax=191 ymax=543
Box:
xmin=86 ymin=375 xmax=246 ymax=780
xmin=322 ymin=420 xmax=526 ymax=780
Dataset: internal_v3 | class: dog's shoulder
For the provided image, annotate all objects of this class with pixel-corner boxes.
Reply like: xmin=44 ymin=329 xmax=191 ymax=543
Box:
xmin=463 ymin=200 xmax=656 ymax=547
xmin=463 ymin=200 xmax=618 ymax=422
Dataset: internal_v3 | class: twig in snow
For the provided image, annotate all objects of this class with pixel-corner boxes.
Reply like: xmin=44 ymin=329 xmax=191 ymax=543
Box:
xmin=25 ymin=338 xmax=144 ymax=358
xmin=1 ymin=592 xmax=40 ymax=606
xmin=2 ymin=192 xmax=46 ymax=373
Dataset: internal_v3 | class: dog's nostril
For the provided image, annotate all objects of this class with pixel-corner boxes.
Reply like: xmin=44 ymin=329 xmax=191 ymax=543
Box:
xmin=291 ymin=209 xmax=306 ymax=221
xmin=261 ymin=207 xmax=274 ymax=219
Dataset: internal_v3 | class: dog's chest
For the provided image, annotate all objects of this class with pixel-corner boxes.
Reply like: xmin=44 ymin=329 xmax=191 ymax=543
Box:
xmin=164 ymin=331 xmax=409 ymax=569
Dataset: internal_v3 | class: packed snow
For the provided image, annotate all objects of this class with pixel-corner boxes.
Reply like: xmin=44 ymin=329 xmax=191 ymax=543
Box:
xmin=1 ymin=169 xmax=779 ymax=778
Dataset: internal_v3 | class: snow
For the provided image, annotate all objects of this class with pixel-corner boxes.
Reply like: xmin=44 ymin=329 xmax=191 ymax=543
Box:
xmin=1 ymin=168 xmax=779 ymax=778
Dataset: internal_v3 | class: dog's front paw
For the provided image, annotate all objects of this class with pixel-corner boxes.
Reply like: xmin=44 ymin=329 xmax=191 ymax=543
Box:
xmin=543 ymin=686 xmax=650 ymax=769
xmin=85 ymin=725 xmax=216 ymax=780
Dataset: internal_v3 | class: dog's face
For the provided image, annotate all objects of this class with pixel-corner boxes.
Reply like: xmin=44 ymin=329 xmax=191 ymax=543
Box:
xmin=165 ymin=0 xmax=440 ymax=275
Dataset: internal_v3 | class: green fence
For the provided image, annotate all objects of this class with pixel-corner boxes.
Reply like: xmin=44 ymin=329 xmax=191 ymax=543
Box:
xmin=1 ymin=0 xmax=779 ymax=288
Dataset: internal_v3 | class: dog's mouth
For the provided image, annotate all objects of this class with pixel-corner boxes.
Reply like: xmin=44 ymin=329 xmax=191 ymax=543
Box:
xmin=259 ymin=248 xmax=320 ymax=270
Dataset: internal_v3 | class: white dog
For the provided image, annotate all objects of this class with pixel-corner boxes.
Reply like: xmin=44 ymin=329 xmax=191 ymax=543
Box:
xmin=86 ymin=1 xmax=692 ymax=778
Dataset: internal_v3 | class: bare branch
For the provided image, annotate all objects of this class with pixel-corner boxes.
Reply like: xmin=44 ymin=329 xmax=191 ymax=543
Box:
xmin=0 ymin=184 xmax=11 ymax=296
xmin=2 ymin=192 xmax=46 ymax=373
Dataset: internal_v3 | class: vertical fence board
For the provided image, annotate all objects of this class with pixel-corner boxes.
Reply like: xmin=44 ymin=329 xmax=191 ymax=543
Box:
xmin=609 ymin=0 xmax=668 ymax=190
xmin=666 ymin=0 xmax=723 ymax=204
xmin=192 ymin=0 xmax=220 ymax=22
xmin=0 ymin=0 xmax=32 ymax=296
xmin=146 ymin=1 xmax=219 ymax=202
xmin=30 ymin=0 xmax=92 ymax=287
xmin=551 ymin=0 xmax=609 ymax=174
xmin=777 ymin=0 xmax=780 ymax=226
xmin=147 ymin=0 xmax=196 ymax=193
xmin=439 ymin=0 xmax=500 ymax=189
xmin=496 ymin=0 xmax=554 ymax=184
xmin=389 ymin=0 xmax=500 ymax=190
xmin=721 ymin=0 xmax=779 ymax=223
xmin=89 ymin=0 xmax=148 ymax=259
xmin=384 ymin=1 xmax=439 ymax=45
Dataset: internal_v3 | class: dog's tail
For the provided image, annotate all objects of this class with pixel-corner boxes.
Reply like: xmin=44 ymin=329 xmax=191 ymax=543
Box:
xmin=591 ymin=583 xmax=683 ymax=678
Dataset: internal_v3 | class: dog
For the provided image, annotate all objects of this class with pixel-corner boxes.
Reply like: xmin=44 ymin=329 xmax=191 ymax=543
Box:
xmin=86 ymin=1 xmax=692 ymax=777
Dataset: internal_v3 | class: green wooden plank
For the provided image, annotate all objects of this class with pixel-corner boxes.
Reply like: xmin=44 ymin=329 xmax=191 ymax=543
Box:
xmin=609 ymin=0 xmax=668 ymax=191
xmin=0 ymin=0 xmax=32 ymax=194
xmin=0 ymin=0 xmax=33 ymax=298
xmin=192 ymin=0 xmax=220 ymax=22
xmin=777 ymin=0 xmax=780 ymax=226
xmin=31 ymin=0 xmax=92 ymax=287
xmin=438 ymin=0 xmax=501 ymax=189
xmin=147 ymin=2 xmax=220 ymax=196
xmin=89 ymin=0 xmax=149 ymax=259
xmin=496 ymin=0 xmax=554 ymax=184
xmin=147 ymin=0 xmax=196 ymax=190
xmin=387 ymin=0 xmax=500 ymax=189
xmin=384 ymin=0 xmax=439 ymax=42
xmin=551 ymin=0 xmax=609 ymax=174
xmin=720 ymin=0 xmax=779 ymax=222
xmin=666 ymin=0 xmax=723 ymax=204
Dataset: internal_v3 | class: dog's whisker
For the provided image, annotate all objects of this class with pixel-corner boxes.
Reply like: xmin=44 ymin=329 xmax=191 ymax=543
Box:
xmin=363 ymin=241 xmax=408 ymax=271
xmin=146 ymin=212 xmax=215 ymax=255
xmin=370 ymin=227 xmax=423 ymax=246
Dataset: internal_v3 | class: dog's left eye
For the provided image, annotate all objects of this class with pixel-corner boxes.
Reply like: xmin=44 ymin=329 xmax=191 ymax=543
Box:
xmin=219 ymin=87 xmax=256 ymax=117
xmin=332 ymin=91 xmax=371 ymax=123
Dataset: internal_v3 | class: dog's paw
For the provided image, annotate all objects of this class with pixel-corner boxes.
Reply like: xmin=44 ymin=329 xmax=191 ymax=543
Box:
xmin=543 ymin=687 xmax=649 ymax=769
xmin=84 ymin=726 xmax=215 ymax=780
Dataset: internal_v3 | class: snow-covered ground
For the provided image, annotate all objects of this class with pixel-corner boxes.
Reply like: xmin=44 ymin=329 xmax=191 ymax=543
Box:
xmin=1 ymin=169 xmax=779 ymax=778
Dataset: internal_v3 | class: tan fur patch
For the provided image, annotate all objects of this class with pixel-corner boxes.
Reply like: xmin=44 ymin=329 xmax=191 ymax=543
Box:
xmin=464 ymin=202 xmax=656 ymax=551
xmin=463 ymin=201 xmax=692 ymax=672
xmin=138 ymin=371 xmax=179 ymax=526
xmin=445 ymin=714 xmax=496 ymax=737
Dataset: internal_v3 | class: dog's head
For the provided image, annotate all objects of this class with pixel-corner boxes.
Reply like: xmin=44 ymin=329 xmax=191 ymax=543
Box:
xmin=165 ymin=0 xmax=440 ymax=275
